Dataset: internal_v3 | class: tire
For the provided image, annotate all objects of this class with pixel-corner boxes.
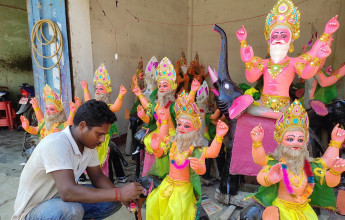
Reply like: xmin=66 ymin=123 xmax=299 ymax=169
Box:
xmin=22 ymin=132 xmax=39 ymax=161
xmin=23 ymin=106 xmax=38 ymax=126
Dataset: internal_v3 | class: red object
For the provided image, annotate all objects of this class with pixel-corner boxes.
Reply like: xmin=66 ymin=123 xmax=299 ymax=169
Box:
xmin=0 ymin=101 xmax=16 ymax=130
xmin=20 ymin=88 xmax=30 ymax=97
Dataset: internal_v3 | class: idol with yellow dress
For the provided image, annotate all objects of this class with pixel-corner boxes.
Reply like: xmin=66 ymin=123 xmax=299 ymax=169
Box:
xmin=145 ymin=92 xmax=229 ymax=219
xmin=20 ymin=84 xmax=79 ymax=140
xmin=80 ymin=64 xmax=128 ymax=181
xmin=133 ymin=57 xmax=201 ymax=177
xmin=243 ymin=100 xmax=345 ymax=219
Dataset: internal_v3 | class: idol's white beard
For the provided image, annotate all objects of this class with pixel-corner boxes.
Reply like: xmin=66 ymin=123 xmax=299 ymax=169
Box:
xmin=270 ymin=143 xmax=313 ymax=175
xmin=95 ymin=93 xmax=111 ymax=104
xmin=171 ymin=129 xmax=204 ymax=152
xmin=270 ymin=43 xmax=290 ymax=63
xmin=156 ymin=89 xmax=176 ymax=108
xmin=44 ymin=110 xmax=67 ymax=130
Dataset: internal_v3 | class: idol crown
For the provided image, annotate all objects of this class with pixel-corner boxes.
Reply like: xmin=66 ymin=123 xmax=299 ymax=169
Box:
xmin=274 ymin=100 xmax=309 ymax=143
xmin=156 ymin=57 xmax=177 ymax=89
xmin=136 ymin=57 xmax=144 ymax=77
xmin=43 ymin=84 xmax=63 ymax=111
xmin=265 ymin=0 xmax=300 ymax=41
xmin=196 ymin=81 xmax=209 ymax=105
xmin=175 ymin=91 xmax=202 ymax=129
xmin=93 ymin=63 xmax=112 ymax=93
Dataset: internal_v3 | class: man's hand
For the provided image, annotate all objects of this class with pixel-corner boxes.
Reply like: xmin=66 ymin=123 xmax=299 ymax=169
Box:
xmin=331 ymin=124 xmax=345 ymax=144
xmin=30 ymin=97 xmax=39 ymax=109
xmin=251 ymin=123 xmax=264 ymax=143
xmin=119 ymin=182 xmax=143 ymax=202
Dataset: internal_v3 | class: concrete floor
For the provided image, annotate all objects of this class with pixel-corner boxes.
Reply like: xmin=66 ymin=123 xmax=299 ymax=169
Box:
xmin=1 ymin=129 xmax=345 ymax=220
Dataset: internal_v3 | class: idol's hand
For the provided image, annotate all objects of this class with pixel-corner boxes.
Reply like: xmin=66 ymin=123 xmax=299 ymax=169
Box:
xmin=137 ymin=105 xmax=145 ymax=119
xmin=29 ymin=98 xmax=39 ymax=109
xmin=74 ymin=97 xmax=82 ymax=107
xmin=132 ymin=86 xmax=142 ymax=97
xmin=251 ymin=123 xmax=264 ymax=143
xmin=236 ymin=25 xmax=247 ymax=42
xmin=80 ymin=80 xmax=89 ymax=90
xmin=189 ymin=153 xmax=205 ymax=172
xmin=69 ymin=101 xmax=77 ymax=114
xmin=190 ymin=78 xmax=201 ymax=92
xmin=331 ymin=157 xmax=345 ymax=173
xmin=20 ymin=115 xmax=29 ymax=130
xmin=331 ymin=124 xmax=345 ymax=144
xmin=267 ymin=163 xmax=283 ymax=184
xmin=215 ymin=120 xmax=229 ymax=137
xmin=158 ymin=108 xmax=169 ymax=121
xmin=242 ymin=46 xmax=254 ymax=63
xmin=151 ymin=132 xmax=160 ymax=151
xmin=324 ymin=15 xmax=339 ymax=35
xmin=119 ymin=85 xmax=127 ymax=96
xmin=316 ymin=44 xmax=331 ymax=59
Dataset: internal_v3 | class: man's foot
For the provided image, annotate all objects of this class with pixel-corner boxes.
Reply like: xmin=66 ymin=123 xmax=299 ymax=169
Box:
xmin=262 ymin=206 xmax=279 ymax=220
xmin=116 ymin=177 xmax=127 ymax=183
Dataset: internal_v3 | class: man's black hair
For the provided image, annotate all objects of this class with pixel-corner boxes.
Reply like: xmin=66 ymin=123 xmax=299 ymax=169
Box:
xmin=73 ymin=99 xmax=117 ymax=128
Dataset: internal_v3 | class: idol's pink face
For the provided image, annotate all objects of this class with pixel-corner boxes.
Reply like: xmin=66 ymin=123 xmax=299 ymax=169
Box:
xmin=282 ymin=130 xmax=305 ymax=150
xmin=270 ymin=29 xmax=291 ymax=45
xmin=95 ymin=84 xmax=108 ymax=95
xmin=177 ymin=118 xmax=197 ymax=134
xmin=158 ymin=80 xmax=171 ymax=93
xmin=45 ymin=104 xmax=58 ymax=115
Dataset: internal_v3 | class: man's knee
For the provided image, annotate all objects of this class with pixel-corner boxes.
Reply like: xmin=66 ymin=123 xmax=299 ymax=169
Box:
xmin=68 ymin=203 xmax=84 ymax=219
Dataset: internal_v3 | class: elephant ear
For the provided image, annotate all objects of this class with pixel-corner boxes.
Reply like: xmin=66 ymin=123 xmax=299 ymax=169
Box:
xmin=310 ymin=100 xmax=328 ymax=116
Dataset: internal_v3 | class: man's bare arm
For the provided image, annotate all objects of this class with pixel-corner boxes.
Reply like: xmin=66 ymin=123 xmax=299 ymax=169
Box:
xmin=51 ymin=169 xmax=142 ymax=203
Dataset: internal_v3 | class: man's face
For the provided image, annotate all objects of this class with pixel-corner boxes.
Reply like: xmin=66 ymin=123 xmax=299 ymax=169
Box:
xmin=177 ymin=118 xmax=197 ymax=134
xmin=158 ymin=80 xmax=171 ymax=93
xmin=45 ymin=104 xmax=59 ymax=116
xmin=95 ymin=84 xmax=108 ymax=95
xmin=282 ymin=130 xmax=305 ymax=151
xmin=270 ymin=28 xmax=291 ymax=45
xmin=79 ymin=123 xmax=111 ymax=149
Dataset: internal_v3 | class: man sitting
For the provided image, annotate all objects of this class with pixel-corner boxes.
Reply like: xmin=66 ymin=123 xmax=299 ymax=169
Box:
xmin=13 ymin=100 xmax=143 ymax=220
